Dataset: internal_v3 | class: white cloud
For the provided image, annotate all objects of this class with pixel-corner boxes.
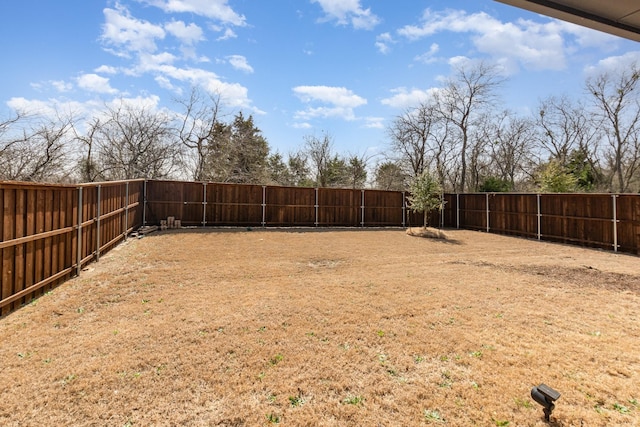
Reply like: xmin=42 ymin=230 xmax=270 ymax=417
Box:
xmin=584 ymin=51 xmax=640 ymax=77
xmin=227 ymin=55 xmax=254 ymax=73
xmin=216 ymin=27 xmax=237 ymax=41
xmin=375 ymin=32 xmax=394 ymax=54
xmin=396 ymin=9 xmax=599 ymax=72
xmin=51 ymin=80 xmax=74 ymax=92
xmin=165 ymin=20 xmax=204 ymax=45
xmin=94 ymin=65 xmax=118 ymax=74
xmin=381 ymin=87 xmax=439 ymax=109
xmin=142 ymin=0 xmax=245 ymax=26
xmin=292 ymin=122 xmax=312 ymax=129
xmin=415 ymin=43 xmax=440 ymax=64
xmin=293 ymin=85 xmax=367 ymax=121
xmin=76 ymin=73 xmax=119 ymax=94
xmin=101 ymin=6 xmax=165 ymax=55
xmin=311 ymin=0 xmax=380 ymax=30
xmin=363 ymin=117 xmax=384 ymax=129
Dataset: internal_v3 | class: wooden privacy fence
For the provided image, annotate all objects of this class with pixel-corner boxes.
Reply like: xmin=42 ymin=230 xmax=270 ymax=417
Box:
xmin=444 ymin=193 xmax=640 ymax=254
xmin=0 ymin=180 xmax=143 ymax=316
xmin=144 ymin=180 xmax=414 ymax=228
xmin=2 ymin=179 xmax=639 ymax=318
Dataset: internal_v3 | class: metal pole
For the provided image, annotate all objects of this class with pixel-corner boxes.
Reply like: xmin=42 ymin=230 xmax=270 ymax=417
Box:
xmin=124 ymin=182 xmax=129 ymax=240
xmin=537 ymin=194 xmax=541 ymax=241
xmin=315 ymin=188 xmax=319 ymax=227
xmin=360 ymin=189 xmax=365 ymax=227
xmin=456 ymin=193 xmax=460 ymax=229
xmin=143 ymin=180 xmax=147 ymax=226
xmin=402 ymin=191 xmax=406 ymax=228
xmin=76 ymin=187 xmax=83 ymax=276
xmin=440 ymin=193 xmax=445 ymax=228
xmin=486 ymin=193 xmax=490 ymax=233
xmin=262 ymin=185 xmax=267 ymax=227
xmin=202 ymin=182 xmax=207 ymax=227
xmin=612 ymin=194 xmax=618 ymax=253
xmin=96 ymin=185 xmax=101 ymax=261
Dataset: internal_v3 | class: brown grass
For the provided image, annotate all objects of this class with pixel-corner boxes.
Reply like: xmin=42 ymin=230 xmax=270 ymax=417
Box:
xmin=1 ymin=229 xmax=639 ymax=426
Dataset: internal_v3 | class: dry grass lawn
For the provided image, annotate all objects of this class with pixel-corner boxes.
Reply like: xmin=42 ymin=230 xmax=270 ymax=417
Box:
xmin=1 ymin=229 xmax=639 ymax=426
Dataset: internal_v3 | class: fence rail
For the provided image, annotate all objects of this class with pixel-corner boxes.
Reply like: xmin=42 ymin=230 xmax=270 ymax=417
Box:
xmin=0 ymin=180 xmax=143 ymax=316
xmin=2 ymin=179 xmax=639 ymax=318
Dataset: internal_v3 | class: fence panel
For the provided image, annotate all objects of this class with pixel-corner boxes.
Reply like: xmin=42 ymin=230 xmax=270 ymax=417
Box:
xmin=206 ymin=183 xmax=263 ymax=226
xmin=1 ymin=180 xmax=143 ymax=317
xmin=615 ymin=195 xmax=640 ymax=254
xmin=363 ymin=190 xmax=403 ymax=226
xmin=265 ymin=186 xmax=315 ymax=226
xmin=317 ymin=188 xmax=360 ymax=226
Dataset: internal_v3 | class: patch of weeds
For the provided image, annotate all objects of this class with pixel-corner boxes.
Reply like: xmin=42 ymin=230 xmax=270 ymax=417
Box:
xmin=267 ymin=393 xmax=277 ymax=403
xmin=155 ymin=365 xmax=165 ymax=375
xmin=113 ymin=330 xmax=119 ymax=335
xmin=414 ymin=355 xmax=424 ymax=363
xmin=594 ymin=404 xmax=604 ymax=414
xmin=289 ymin=395 xmax=305 ymax=407
xmin=340 ymin=342 xmax=351 ymax=350
xmin=424 ymin=409 xmax=445 ymax=423
xmin=493 ymin=420 xmax=510 ymax=426
xmin=258 ymin=326 xmax=266 ymax=332
xmin=269 ymin=354 xmax=284 ymax=365
xmin=305 ymin=331 xmax=315 ymax=337
xmin=514 ymin=398 xmax=533 ymax=409
xmin=470 ymin=381 xmax=480 ymax=390
xmin=343 ymin=395 xmax=364 ymax=406
xmin=386 ymin=367 xmax=398 ymax=377
xmin=62 ymin=374 xmax=77 ymax=386
xmin=376 ymin=330 xmax=385 ymax=337
xmin=439 ymin=371 xmax=452 ymax=388
xmin=45 ymin=291 xmax=53 ymax=296
xmin=495 ymin=313 xmax=504 ymax=318
xmin=589 ymin=331 xmax=601 ymax=337
xmin=470 ymin=351 xmax=483 ymax=359
xmin=440 ymin=355 xmax=449 ymax=362
xmin=141 ymin=299 xmax=150 ymax=304
xmin=76 ymin=307 xmax=85 ymax=314
xmin=17 ymin=352 xmax=32 ymax=359
xmin=265 ymin=413 xmax=281 ymax=423
xmin=378 ymin=353 xmax=387 ymax=364
xmin=123 ymin=421 xmax=133 ymax=427
xmin=629 ymin=398 xmax=638 ymax=407
xmin=613 ymin=403 xmax=630 ymax=414
xmin=43 ymin=358 xmax=52 ymax=364
xmin=257 ymin=372 xmax=266 ymax=381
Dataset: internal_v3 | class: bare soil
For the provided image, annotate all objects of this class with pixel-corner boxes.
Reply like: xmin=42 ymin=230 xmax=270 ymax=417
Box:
xmin=1 ymin=229 xmax=639 ymax=426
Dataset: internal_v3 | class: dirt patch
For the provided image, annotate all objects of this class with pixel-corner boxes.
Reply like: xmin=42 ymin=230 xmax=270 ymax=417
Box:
xmin=1 ymin=229 xmax=639 ymax=426
xmin=406 ymin=226 xmax=450 ymax=240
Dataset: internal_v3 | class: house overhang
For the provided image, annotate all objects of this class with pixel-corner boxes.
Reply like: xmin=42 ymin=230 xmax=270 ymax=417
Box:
xmin=495 ymin=0 xmax=640 ymax=42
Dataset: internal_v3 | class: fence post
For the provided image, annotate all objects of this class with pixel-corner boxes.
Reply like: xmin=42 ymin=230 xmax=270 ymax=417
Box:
xmin=440 ymin=193 xmax=445 ymax=228
xmin=612 ymin=194 xmax=618 ymax=252
xmin=402 ymin=191 xmax=406 ymax=228
xmin=315 ymin=188 xmax=319 ymax=227
xmin=456 ymin=194 xmax=460 ymax=229
xmin=96 ymin=185 xmax=101 ymax=261
xmin=360 ymin=190 xmax=365 ymax=227
xmin=537 ymin=194 xmax=541 ymax=241
xmin=202 ymin=182 xmax=207 ymax=227
xmin=124 ymin=182 xmax=129 ymax=240
xmin=143 ymin=180 xmax=147 ymax=226
xmin=486 ymin=193 xmax=490 ymax=233
xmin=262 ymin=185 xmax=267 ymax=227
xmin=76 ymin=187 xmax=83 ymax=276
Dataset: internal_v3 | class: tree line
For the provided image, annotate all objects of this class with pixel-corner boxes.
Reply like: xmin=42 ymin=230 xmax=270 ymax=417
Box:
xmin=2 ymin=63 xmax=640 ymax=193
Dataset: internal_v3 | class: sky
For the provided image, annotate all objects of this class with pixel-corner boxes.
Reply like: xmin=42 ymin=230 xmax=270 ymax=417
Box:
xmin=1 ymin=0 xmax=639 ymax=161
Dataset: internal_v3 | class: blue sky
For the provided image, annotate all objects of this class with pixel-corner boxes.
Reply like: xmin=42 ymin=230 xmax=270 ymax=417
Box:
xmin=1 ymin=0 xmax=639 ymax=159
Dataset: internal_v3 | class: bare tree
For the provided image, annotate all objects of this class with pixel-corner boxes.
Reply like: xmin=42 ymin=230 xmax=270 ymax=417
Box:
xmin=304 ymin=132 xmax=334 ymax=187
xmin=387 ymin=101 xmax=438 ymax=179
xmin=484 ymin=111 xmax=538 ymax=190
xmin=435 ymin=61 xmax=504 ymax=191
xmin=175 ymin=88 xmax=225 ymax=181
xmin=94 ymin=100 xmax=181 ymax=180
xmin=1 ymin=109 xmax=74 ymax=182
xmin=586 ymin=64 xmax=640 ymax=192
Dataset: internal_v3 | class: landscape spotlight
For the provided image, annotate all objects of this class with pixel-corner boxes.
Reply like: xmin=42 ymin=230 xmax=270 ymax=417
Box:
xmin=531 ymin=384 xmax=561 ymax=422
